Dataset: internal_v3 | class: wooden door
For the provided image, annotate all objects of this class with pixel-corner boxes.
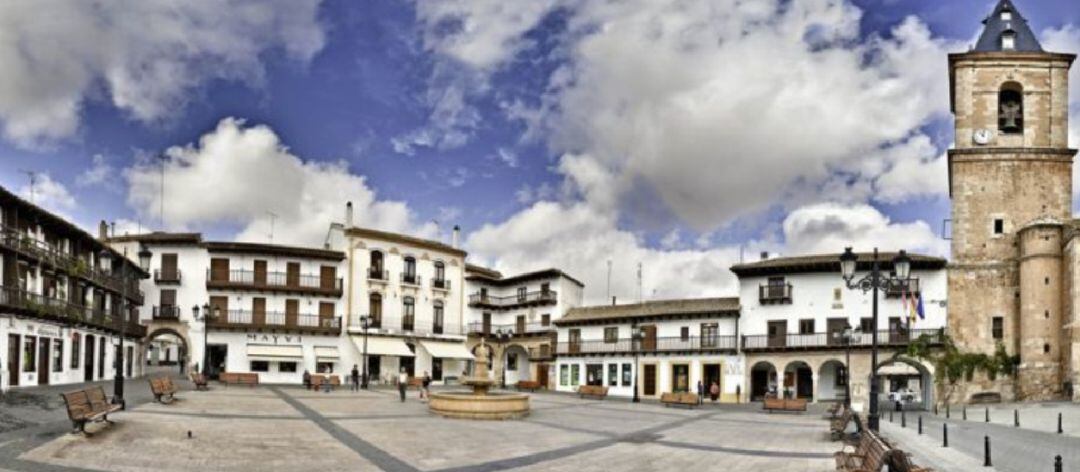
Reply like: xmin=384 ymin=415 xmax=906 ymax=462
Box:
xmin=83 ymin=334 xmax=94 ymax=382
xmin=7 ymin=334 xmax=18 ymax=387
xmin=210 ymin=296 xmax=229 ymax=324
xmin=516 ymin=315 xmax=525 ymax=334
xmin=643 ymin=364 xmax=657 ymax=396
xmin=37 ymin=338 xmax=50 ymax=385
xmin=568 ymin=329 xmax=581 ymax=354
xmin=536 ymin=363 xmax=549 ymax=388
xmin=253 ymin=260 xmax=267 ymax=285
xmin=767 ymin=321 xmax=787 ymax=347
xmin=252 ymin=298 xmax=266 ymax=326
xmin=161 ymin=253 xmax=178 ymax=280
xmin=641 ymin=325 xmax=657 ymax=351
xmin=97 ymin=337 xmax=106 ymax=380
xmin=286 ymin=262 xmax=300 ymax=287
xmin=482 ymin=312 xmax=491 ymax=335
xmin=320 ymin=266 xmax=336 ymax=290
xmin=319 ymin=302 xmax=335 ymax=327
xmin=286 ymin=299 xmax=299 ymax=326
xmin=210 ymin=258 xmax=229 ymax=282
xmin=827 ymin=318 xmax=848 ymax=346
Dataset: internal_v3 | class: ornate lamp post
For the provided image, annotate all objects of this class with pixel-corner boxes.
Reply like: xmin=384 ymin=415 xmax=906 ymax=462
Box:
xmin=632 ymin=325 xmax=643 ymax=403
xmin=194 ymin=303 xmax=219 ymax=377
xmin=839 ymin=247 xmax=910 ymax=432
xmin=360 ymin=314 xmax=371 ymax=389
xmin=99 ymin=248 xmax=136 ymax=410
xmin=832 ymin=325 xmax=860 ymax=408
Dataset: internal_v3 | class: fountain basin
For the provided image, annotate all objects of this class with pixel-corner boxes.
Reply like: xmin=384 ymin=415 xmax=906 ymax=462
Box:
xmin=428 ymin=391 xmax=530 ymax=420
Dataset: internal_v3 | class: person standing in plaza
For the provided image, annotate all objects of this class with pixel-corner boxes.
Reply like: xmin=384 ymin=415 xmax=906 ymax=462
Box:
xmin=351 ymin=364 xmax=360 ymax=392
xmin=421 ymin=371 xmax=432 ymax=401
xmin=398 ymin=368 xmax=408 ymax=402
xmin=710 ymin=382 xmax=720 ymax=403
xmin=696 ymin=380 xmax=704 ymax=405
xmin=303 ymin=369 xmax=311 ymax=390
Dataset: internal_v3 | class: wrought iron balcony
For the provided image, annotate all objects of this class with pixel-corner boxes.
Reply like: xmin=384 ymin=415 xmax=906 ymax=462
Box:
xmin=556 ymin=335 xmax=737 ymax=356
xmin=467 ymin=321 xmax=554 ymax=336
xmin=368 ymin=269 xmax=389 ymax=281
xmin=152 ymin=305 xmax=182 ymax=320
xmin=154 ymin=269 xmax=182 ymax=284
xmin=400 ymin=273 xmax=422 ymax=287
xmin=432 ymin=278 xmax=451 ymax=290
xmin=206 ymin=309 xmax=341 ymax=335
xmin=206 ymin=269 xmax=343 ymax=297
xmin=468 ymin=290 xmax=558 ymax=309
xmin=884 ymin=278 xmax=921 ymax=298
xmin=741 ymin=328 xmax=946 ymax=352
xmin=759 ymin=283 xmax=793 ymax=304
xmin=0 ymin=285 xmax=145 ymax=337
xmin=357 ymin=313 xmax=462 ymax=337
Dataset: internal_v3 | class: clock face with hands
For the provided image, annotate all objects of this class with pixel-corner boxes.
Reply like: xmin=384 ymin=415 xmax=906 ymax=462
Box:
xmin=973 ymin=128 xmax=993 ymax=145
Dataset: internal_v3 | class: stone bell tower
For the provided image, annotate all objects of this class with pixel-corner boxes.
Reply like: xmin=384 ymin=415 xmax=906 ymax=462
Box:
xmin=947 ymin=0 xmax=1075 ymax=402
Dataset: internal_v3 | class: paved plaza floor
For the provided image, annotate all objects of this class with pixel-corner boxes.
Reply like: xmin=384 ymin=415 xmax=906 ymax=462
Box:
xmin=1 ymin=377 xmax=843 ymax=472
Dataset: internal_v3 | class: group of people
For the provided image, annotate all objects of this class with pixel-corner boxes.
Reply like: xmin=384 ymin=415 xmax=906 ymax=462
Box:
xmin=302 ymin=365 xmax=432 ymax=402
xmin=696 ymin=380 xmax=722 ymax=404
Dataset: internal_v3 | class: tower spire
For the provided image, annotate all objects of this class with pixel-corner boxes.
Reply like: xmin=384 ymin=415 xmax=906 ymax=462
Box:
xmin=974 ymin=0 xmax=1042 ymax=53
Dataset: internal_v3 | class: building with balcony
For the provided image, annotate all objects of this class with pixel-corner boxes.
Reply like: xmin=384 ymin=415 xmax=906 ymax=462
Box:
xmin=465 ymin=265 xmax=584 ymax=388
xmin=730 ymin=252 xmax=947 ymax=408
xmin=553 ymin=298 xmax=741 ymax=401
xmin=325 ymin=202 xmax=473 ymax=386
xmin=0 ymin=186 xmax=148 ymax=392
xmin=107 ymin=234 xmax=347 ymax=384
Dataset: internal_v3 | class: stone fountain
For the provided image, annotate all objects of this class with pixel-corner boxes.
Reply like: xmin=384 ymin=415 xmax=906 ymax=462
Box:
xmin=428 ymin=340 xmax=530 ymax=420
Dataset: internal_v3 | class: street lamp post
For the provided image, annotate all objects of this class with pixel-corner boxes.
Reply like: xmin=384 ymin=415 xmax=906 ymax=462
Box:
xmin=632 ymin=325 xmax=642 ymax=403
xmin=360 ymin=315 xmax=370 ymax=389
xmin=101 ymin=247 xmax=143 ymax=410
xmin=832 ymin=325 xmax=859 ymax=408
xmin=496 ymin=329 xmax=510 ymax=389
xmin=194 ymin=303 xmax=217 ymax=377
xmin=839 ymin=247 xmax=910 ymax=432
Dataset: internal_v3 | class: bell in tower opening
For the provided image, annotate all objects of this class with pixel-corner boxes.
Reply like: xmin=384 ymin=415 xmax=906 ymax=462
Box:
xmin=998 ymin=82 xmax=1024 ymax=133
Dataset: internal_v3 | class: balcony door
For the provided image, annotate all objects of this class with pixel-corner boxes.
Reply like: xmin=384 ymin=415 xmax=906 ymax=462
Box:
xmin=889 ymin=317 xmax=907 ymax=343
xmin=826 ymin=318 xmax=848 ymax=346
xmin=285 ymin=299 xmax=299 ymax=327
xmin=159 ymin=289 xmax=176 ymax=319
xmin=253 ymin=260 xmax=267 ymax=285
xmin=210 ymin=258 xmax=229 ymax=282
xmin=700 ymin=323 xmax=718 ymax=348
xmin=516 ymin=315 xmax=525 ymax=334
xmin=641 ymin=325 xmax=657 ymax=352
xmin=286 ymin=262 xmax=300 ymax=287
xmin=319 ymin=302 xmax=335 ymax=327
xmin=767 ymin=321 xmax=787 ymax=347
xmin=210 ymin=296 xmax=229 ymax=324
xmin=568 ymin=329 xmax=581 ymax=354
xmin=161 ymin=253 xmax=178 ymax=280
xmin=482 ymin=312 xmax=491 ymax=335
xmin=252 ymin=298 xmax=266 ymax=325
xmin=320 ymin=266 xmax=336 ymax=290
xmin=37 ymin=338 xmax=50 ymax=385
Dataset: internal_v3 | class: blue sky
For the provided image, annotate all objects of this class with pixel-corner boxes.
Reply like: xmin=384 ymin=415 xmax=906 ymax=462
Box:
xmin=0 ymin=0 xmax=1077 ymax=300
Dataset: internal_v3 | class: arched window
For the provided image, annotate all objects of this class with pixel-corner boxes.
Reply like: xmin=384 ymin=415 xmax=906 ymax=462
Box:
xmin=403 ymin=256 xmax=417 ymax=284
xmin=369 ymin=251 xmax=384 ymax=279
xmin=1001 ymin=30 xmax=1016 ymax=50
xmin=433 ymin=261 xmax=446 ymax=288
xmin=998 ymin=82 xmax=1024 ymax=134
xmin=433 ymin=300 xmax=444 ymax=334
xmin=369 ymin=293 xmax=382 ymax=327
xmin=403 ymin=296 xmax=415 ymax=331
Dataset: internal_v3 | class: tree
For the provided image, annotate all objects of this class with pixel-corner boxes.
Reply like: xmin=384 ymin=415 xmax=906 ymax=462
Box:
xmin=905 ymin=332 xmax=1017 ymax=404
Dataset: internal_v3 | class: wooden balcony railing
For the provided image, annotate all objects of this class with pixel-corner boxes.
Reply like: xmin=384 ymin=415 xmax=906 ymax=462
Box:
xmin=468 ymin=290 xmax=558 ymax=308
xmin=206 ymin=269 xmax=343 ymax=296
xmin=206 ymin=309 xmax=341 ymax=335
xmin=0 ymin=285 xmax=145 ymax=337
xmin=741 ymin=328 xmax=946 ymax=351
xmin=759 ymin=283 xmax=793 ymax=304
xmin=556 ymin=335 xmax=737 ymax=355
xmin=467 ymin=322 xmax=554 ymax=336
xmin=152 ymin=305 xmax=182 ymax=320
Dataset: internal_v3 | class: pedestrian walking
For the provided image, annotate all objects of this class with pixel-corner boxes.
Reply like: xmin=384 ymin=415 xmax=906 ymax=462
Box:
xmin=421 ymin=370 xmax=432 ymax=401
xmin=351 ymin=364 xmax=360 ymax=392
xmin=710 ymin=382 xmax=720 ymax=402
xmin=303 ymin=370 xmax=311 ymax=390
xmin=697 ymin=380 xmax=704 ymax=405
xmin=398 ymin=368 xmax=408 ymax=402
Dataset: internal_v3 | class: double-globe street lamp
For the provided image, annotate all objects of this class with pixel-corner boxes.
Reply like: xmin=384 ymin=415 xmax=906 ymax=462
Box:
xmin=838 ymin=247 xmax=910 ymax=432
xmin=99 ymin=244 xmax=152 ymax=410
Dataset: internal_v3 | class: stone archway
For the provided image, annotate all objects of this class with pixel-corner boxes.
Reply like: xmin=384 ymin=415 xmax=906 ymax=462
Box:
xmin=817 ymin=359 xmax=847 ymax=403
xmin=502 ymin=344 xmax=530 ymax=385
xmin=783 ymin=360 xmax=814 ymax=400
xmin=144 ymin=327 xmax=190 ymax=375
xmin=750 ymin=361 xmax=777 ymax=400
xmin=875 ymin=355 xmax=934 ymax=411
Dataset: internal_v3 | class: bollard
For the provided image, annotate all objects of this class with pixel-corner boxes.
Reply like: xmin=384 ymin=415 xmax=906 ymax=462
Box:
xmin=986 ymin=407 xmax=990 ymax=423
xmin=1059 ymin=412 xmax=1064 ymax=434
xmin=947 ymin=404 xmax=951 ymax=419
xmin=918 ymin=415 xmax=923 ymax=435
xmin=1056 ymin=455 xmax=1063 ymax=472
xmin=964 ymin=406 xmax=968 ymax=421
xmin=1015 ymin=409 xmax=1020 ymax=428
xmin=943 ymin=422 xmax=949 ymax=448
xmin=984 ymin=435 xmax=992 ymax=467
xmin=902 ymin=411 xmax=906 ymax=428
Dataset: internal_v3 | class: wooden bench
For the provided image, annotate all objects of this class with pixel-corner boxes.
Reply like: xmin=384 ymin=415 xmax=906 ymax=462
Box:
xmin=578 ymin=385 xmax=608 ymax=399
xmin=60 ymin=386 xmax=121 ymax=435
xmin=660 ymin=392 xmax=700 ymax=408
xmin=835 ymin=428 xmax=932 ymax=472
xmin=310 ymin=374 xmax=341 ymax=391
xmin=516 ymin=380 xmax=542 ymax=392
xmin=763 ymin=396 xmax=808 ymax=413
xmin=190 ymin=372 xmax=209 ymax=391
xmin=830 ymin=408 xmax=856 ymax=441
xmin=149 ymin=376 xmax=179 ymax=403
xmin=825 ymin=402 xmax=844 ymax=419
xmin=219 ymin=372 xmax=259 ymax=387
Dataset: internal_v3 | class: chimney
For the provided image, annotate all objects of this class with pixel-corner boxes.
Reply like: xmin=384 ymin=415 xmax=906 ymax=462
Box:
xmin=760 ymin=251 xmax=769 ymax=261
xmin=98 ymin=220 xmax=108 ymax=240
xmin=345 ymin=201 xmax=354 ymax=228
xmin=452 ymin=225 xmax=460 ymax=248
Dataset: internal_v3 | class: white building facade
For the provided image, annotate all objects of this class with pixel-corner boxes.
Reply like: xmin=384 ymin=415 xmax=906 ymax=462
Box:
xmin=464 ymin=266 xmax=584 ymax=388
xmin=1 ymin=187 xmax=147 ymax=393
xmin=554 ymin=299 xmax=743 ymax=401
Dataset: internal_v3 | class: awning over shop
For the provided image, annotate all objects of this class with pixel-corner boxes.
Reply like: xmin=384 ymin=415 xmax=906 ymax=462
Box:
xmin=314 ymin=346 xmax=340 ymax=360
xmin=247 ymin=344 xmax=303 ymax=360
xmin=419 ymin=340 xmax=474 ymax=360
xmin=351 ymin=336 xmax=414 ymax=357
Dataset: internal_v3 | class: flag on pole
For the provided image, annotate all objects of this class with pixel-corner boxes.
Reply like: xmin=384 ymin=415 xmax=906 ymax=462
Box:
xmin=915 ymin=293 xmax=925 ymax=320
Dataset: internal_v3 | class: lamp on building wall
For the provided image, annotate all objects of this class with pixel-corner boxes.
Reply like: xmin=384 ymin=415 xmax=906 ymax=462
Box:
xmin=838 ymin=247 xmax=910 ymax=432
xmin=137 ymin=244 xmax=152 ymax=272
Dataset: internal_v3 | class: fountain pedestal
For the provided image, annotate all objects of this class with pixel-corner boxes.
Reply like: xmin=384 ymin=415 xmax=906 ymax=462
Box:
xmin=428 ymin=340 xmax=530 ymax=420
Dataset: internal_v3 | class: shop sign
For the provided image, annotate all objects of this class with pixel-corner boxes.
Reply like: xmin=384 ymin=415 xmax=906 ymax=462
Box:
xmin=246 ymin=333 xmax=303 ymax=345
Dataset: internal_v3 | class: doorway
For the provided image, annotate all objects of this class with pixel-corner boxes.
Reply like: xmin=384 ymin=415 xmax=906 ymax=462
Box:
xmin=37 ymin=338 xmax=50 ymax=385
xmin=672 ymin=363 xmax=689 ymax=392
xmin=84 ymin=334 xmax=95 ymax=381
xmin=207 ymin=344 xmax=228 ymax=379
xmin=401 ymin=356 xmax=415 ymax=377
xmin=7 ymin=334 xmax=18 ymax=387
xmin=643 ymin=364 xmax=657 ymax=396
xmin=367 ymin=355 xmax=381 ymax=383
xmin=703 ymin=363 xmax=721 ymax=398
xmin=97 ymin=337 xmax=106 ymax=380
xmin=432 ymin=358 xmax=443 ymax=381
xmin=536 ymin=362 xmax=549 ymax=388
xmin=586 ymin=364 xmax=603 ymax=386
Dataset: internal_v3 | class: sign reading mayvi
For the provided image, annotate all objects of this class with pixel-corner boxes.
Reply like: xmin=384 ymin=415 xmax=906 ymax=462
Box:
xmin=246 ymin=333 xmax=304 ymax=345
